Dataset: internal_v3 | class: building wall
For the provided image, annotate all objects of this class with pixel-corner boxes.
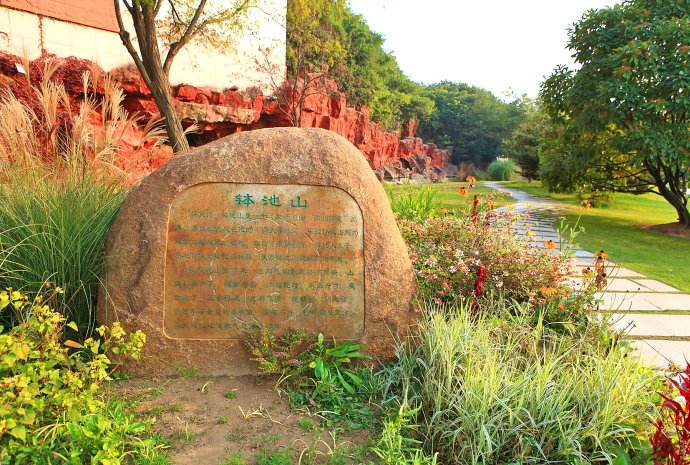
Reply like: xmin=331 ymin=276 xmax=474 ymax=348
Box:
xmin=0 ymin=0 xmax=118 ymax=31
xmin=0 ymin=0 xmax=286 ymax=91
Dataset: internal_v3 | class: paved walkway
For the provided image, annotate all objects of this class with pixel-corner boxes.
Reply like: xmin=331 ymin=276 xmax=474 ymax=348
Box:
xmin=485 ymin=182 xmax=690 ymax=369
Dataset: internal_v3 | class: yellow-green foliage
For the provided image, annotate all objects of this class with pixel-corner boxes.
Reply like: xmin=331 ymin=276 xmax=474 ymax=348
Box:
xmin=0 ymin=289 xmax=164 ymax=465
xmin=386 ymin=303 xmax=659 ymax=465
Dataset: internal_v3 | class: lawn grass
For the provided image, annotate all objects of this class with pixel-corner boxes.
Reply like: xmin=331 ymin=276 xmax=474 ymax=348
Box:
xmin=386 ymin=181 xmax=515 ymax=212
xmin=505 ymin=181 xmax=690 ymax=293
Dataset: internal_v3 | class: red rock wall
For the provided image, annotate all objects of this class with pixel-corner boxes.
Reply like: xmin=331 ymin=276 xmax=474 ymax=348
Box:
xmin=0 ymin=53 xmax=453 ymax=181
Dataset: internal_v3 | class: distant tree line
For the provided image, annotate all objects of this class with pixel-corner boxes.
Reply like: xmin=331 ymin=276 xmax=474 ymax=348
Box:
xmin=286 ymin=0 xmax=528 ymax=168
xmin=417 ymin=83 xmax=527 ymax=168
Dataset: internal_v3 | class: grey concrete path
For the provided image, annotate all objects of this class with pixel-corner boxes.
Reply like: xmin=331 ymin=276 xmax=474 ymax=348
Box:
xmin=485 ymin=181 xmax=690 ymax=369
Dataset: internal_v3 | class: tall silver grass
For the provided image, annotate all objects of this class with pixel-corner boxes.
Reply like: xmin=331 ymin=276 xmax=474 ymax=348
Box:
xmin=0 ymin=60 xmax=164 ymax=334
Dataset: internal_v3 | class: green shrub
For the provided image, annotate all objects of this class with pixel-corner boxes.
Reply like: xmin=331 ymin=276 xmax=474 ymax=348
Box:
xmin=486 ymin=158 xmax=517 ymax=181
xmin=387 ymin=187 xmax=441 ymax=221
xmin=371 ymin=399 xmax=437 ymax=465
xmin=0 ymin=173 xmax=124 ymax=334
xmin=220 ymin=452 xmax=247 ymax=465
xmin=0 ymin=288 xmax=166 ymax=465
xmin=382 ymin=301 xmax=658 ymax=465
xmin=256 ymin=448 xmax=292 ymax=465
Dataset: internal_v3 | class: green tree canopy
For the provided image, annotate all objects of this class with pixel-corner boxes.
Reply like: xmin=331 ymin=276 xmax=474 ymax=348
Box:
xmin=501 ymin=100 xmax=544 ymax=181
xmin=417 ymin=82 xmax=526 ymax=167
xmin=540 ymin=0 xmax=690 ymax=224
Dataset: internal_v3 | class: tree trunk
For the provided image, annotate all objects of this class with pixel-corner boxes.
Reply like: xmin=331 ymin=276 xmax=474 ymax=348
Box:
xmin=673 ymin=201 xmax=690 ymax=227
xmin=658 ymin=184 xmax=690 ymax=226
xmin=149 ymin=79 xmax=189 ymax=153
xmin=142 ymin=30 xmax=190 ymax=154
xmin=113 ymin=0 xmax=190 ymax=154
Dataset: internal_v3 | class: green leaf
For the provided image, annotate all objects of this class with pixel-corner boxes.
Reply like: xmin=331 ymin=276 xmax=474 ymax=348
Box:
xmin=610 ymin=447 xmax=633 ymax=465
xmin=10 ymin=425 xmax=26 ymax=441
xmin=315 ymin=359 xmax=324 ymax=379
xmin=337 ymin=371 xmax=354 ymax=393
xmin=343 ymin=369 xmax=362 ymax=386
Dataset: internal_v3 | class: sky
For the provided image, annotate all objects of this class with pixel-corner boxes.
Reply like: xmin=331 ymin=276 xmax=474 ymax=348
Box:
xmin=348 ymin=0 xmax=620 ymax=99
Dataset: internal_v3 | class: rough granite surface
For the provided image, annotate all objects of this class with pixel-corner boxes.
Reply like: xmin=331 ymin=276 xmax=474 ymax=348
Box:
xmin=98 ymin=128 xmax=418 ymax=376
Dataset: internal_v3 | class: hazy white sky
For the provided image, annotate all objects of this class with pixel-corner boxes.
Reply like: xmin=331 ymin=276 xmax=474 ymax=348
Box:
xmin=348 ymin=0 xmax=619 ymax=99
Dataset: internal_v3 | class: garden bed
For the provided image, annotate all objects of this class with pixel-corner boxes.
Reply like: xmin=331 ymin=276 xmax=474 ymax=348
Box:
xmin=109 ymin=375 xmax=372 ymax=465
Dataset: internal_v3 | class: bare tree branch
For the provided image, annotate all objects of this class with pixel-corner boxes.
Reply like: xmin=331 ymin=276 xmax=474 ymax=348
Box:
xmin=113 ymin=0 xmax=153 ymax=88
xmin=162 ymin=0 xmax=208 ymax=76
xmin=154 ymin=0 xmax=164 ymax=16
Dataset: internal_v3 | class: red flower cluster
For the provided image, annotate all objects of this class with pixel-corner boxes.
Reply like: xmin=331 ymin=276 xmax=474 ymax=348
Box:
xmin=652 ymin=363 xmax=690 ymax=465
xmin=473 ymin=264 xmax=488 ymax=297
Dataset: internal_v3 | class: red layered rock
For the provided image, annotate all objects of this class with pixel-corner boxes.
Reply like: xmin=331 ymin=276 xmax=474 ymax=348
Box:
xmin=0 ymin=53 xmax=453 ymax=180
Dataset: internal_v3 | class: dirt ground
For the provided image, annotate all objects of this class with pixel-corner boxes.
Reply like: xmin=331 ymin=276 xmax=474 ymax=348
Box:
xmin=647 ymin=222 xmax=690 ymax=239
xmin=109 ymin=375 xmax=373 ymax=465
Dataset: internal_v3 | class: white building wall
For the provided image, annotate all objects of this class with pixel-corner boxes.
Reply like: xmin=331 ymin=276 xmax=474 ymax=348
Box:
xmin=0 ymin=0 xmax=286 ymax=91
xmin=0 ymin=7 xmax=41 ymax=58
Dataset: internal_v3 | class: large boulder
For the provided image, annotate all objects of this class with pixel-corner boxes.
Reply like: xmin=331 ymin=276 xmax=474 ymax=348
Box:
xmin=98 ymin=128 xmax=418 ymax=376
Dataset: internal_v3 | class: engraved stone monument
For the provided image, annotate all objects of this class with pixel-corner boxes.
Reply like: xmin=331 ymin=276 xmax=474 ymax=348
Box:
xmin=98 ymin=128 xmax=417 ymax=375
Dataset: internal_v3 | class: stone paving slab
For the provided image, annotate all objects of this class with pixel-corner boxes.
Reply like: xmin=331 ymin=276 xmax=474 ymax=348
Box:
xmin=519 ymin=235 xmax=560 ymax=240
xmin=610 ymin=313 xmax=690 ymax=338
xmin=566 ymin=277 xmax=680 ymax=293
xmin=485 ymin=181 xmax=690 ymax=369
xmin=632 ymin=340 xmax=690 ymax=369
xmin=515 ymin=225 xmax=557 ymax=233
xmin=632 ymin=279 xmax=681 ymax=293
xmin=611 ymin=268 xmax=646 ymax=278
xmin=600 ymin=278 xmax=654 ymax=292
xmin=598 ymin=292 xmax=690 ymax=311
xmin=517 ymin=230 xmax=560 ymax=237
xmin=570 ymin=261 xmax=645 ymax=278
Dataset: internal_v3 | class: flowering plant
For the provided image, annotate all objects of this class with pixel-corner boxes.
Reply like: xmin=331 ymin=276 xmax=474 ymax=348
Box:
xmin=651 ymin=364 xmax=690 ymax=465
xmin=399 ymin=211 xmax=570 ymax=304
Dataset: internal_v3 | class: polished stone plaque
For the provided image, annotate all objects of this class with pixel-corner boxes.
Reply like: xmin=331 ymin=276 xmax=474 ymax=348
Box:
xmin=164 ymin=183 xmax=365 ymax=339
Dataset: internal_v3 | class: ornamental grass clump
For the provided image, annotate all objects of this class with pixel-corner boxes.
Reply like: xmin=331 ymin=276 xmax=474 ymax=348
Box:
xmin=486 ymin=158 xmax=517 ymax=181
xmin=381 ymin=300 xmax=659 ymax=465
xmin=0 ymin=59 xmax=164 ymax=335
xmin=388 ymin=187 xmax=442 ymax=221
